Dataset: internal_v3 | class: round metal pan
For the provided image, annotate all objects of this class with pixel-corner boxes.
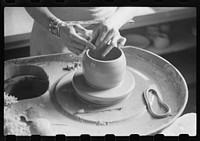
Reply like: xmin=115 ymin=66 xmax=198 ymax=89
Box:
xmin=4 ymin=46 xmax=188 ymax=135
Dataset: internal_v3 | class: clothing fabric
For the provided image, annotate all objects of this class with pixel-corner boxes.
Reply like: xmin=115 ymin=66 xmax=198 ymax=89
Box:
xmin=30 ymin=7 xmax=118 ymax=56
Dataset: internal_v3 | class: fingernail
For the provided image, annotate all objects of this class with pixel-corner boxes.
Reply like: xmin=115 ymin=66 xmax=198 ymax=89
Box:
xmin=101 ymin=54 xmax=106 ymax=58
xmin=118 ymin=43 xmax=123 ymax=48
xmin=89 ymin=43 xmax=95 ymax=50
xmin=92 ymin=45 xmax=96 ymax=50
xmin=102 ymin=51 xmax=108 ymax=58
xmin=95 ymin=41 xmax=99 ymax=47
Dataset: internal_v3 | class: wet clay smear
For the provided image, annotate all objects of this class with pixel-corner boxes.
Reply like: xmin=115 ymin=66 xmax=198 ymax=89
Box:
xmin=63 ymin=62 xmax=81 ymax=71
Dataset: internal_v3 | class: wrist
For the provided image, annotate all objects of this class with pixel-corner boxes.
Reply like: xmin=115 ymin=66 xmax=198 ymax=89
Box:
xmin=49 ymin=18 xmax=65 ymax=37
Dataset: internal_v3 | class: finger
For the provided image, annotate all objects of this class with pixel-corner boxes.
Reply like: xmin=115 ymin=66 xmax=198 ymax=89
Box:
xmin=85 ymin=29 xmax=98 ymax=51
xmin=117 ymin=37 xmax=126 ymax=48
xmin=86 ymin=23 xmax=100 ymax=30
xmin=73 ymin=24 xmax=91 ymax=40
xmin=73 ymin=24 xmax=87 ymax=34
xmin=98 ymin=29 xmax=115 ymax=50
xmin=95 ymin=26 xmax=109 ymax=48
xmin=69 ymin=40 xmax=85 ymax=51
xmin=86 ymin=30 xmax=93 ymax=41
xmin=68 ymin=47 xmax=83 ymax=55
xmin=90 ymin=28 xmax=99 ymax=44
xmin=70 ymin=31 xmax=96 ymax=50
xmin=101 ymin=43 xmax=115 ymax=58
xmin=101 ymin=36 xmax=118 ymax=58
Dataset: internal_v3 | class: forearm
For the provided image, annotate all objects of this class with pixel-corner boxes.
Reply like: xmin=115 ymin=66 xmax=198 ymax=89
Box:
xmin=25 ymin=7 xmax=58 ymax=30
xmin=105 ymin=7 xmax=137 ymax=29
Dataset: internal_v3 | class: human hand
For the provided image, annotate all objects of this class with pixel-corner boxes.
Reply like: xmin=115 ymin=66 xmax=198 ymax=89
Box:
xmin=91 ymin=21 xmax=126 ymax=58
xmin=59 ymin=22 xmax=96 ymax=55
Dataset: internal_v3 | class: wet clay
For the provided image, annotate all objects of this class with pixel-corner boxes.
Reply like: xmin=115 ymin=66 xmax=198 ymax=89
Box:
xmin=51 ymin=66 xmax=161 ymax=125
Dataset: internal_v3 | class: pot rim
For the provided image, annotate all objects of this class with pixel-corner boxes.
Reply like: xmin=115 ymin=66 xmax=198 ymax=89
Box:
xmin=86 ymin=47 xmax=124 ymax=63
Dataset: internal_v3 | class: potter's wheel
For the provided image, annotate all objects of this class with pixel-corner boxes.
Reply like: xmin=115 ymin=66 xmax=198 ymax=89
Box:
xmin=51 ymin=66 xmax=150 ymax=124
xmin=4 ymin=46 xmax=188 ymax=135
xmin=72 ymin=68 xmax=135 ymax=106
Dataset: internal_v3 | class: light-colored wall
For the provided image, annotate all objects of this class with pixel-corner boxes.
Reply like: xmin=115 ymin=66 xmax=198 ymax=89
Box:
xmin=4 ymin=7 xmax=34 ymax=36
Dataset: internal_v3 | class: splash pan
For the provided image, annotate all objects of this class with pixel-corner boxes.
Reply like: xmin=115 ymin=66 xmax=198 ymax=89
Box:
xmin=4 ymin=46 xmax=188 ymax=135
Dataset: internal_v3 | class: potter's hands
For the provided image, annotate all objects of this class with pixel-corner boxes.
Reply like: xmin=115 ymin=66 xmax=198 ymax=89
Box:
xmin=59 ymin=22 xmax=96 ymax=55
xmin=92 ymin=21 xmax=126 ymax=57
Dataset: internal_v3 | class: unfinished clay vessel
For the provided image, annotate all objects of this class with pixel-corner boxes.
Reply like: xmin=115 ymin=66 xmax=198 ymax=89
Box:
xmin=82 ymin=47 xmax=126 ymax=90
xmin=153 ymin=33 xmax=170 ymax=49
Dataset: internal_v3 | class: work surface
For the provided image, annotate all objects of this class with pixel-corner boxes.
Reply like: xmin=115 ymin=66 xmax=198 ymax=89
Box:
xmin=4 ymin=47 xmax=195 ymax=135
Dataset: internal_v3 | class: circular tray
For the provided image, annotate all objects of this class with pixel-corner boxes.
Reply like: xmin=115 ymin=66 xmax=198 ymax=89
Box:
xmin=4 ymin=46 xmax=188 ymax=135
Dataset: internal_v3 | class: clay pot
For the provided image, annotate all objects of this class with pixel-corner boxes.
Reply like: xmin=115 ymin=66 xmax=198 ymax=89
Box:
xmin=146 ymin=25 xmax=159 ymax=38
xmin=153 ymin=33 xmax=170 ymax=49
xmin=82 ymin=47 xmax=126 ymax=90
xmin=124 ymin=34 xmax=150 ymax=49
xmin=146 ymin=25 xmax=160 ymax=34
xmin=159 ymin=23 xmax=171 ymax=33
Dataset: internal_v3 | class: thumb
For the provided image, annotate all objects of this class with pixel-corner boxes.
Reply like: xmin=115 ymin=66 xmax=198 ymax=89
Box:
xmin=74 ymin=24 xmax=91 ymax=40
